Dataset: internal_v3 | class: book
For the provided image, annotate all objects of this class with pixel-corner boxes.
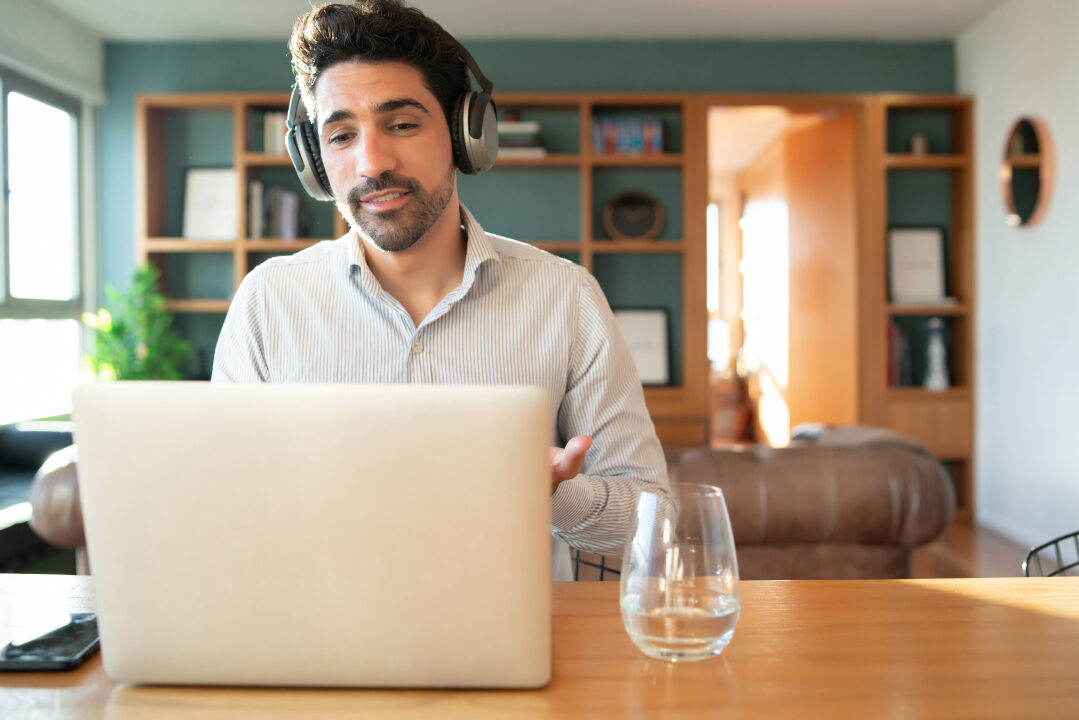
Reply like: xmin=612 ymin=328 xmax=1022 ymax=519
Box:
xmin=498 ymin=146 xmax=548 ymax=159
xmin=591 ymin=116 xmax=665 ymax=156
xmin=497 ymin=120 xmax=541 ymax=134
xmin=279 ymin=190 xmax=300 ymax=240
xmin=248 ymin=179 xmax=263 ymax=239
xmin=263 ymin=112 xmax=287 ymax=155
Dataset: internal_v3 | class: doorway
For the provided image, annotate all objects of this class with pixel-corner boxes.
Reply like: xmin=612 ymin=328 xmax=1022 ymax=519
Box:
xmin=700 ymin=96 xmax=865 ymax=447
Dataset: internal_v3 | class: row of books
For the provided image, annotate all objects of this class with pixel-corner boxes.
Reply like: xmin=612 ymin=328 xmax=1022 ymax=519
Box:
xmin=591 ymin=117 xmax=665 ymax=156
xmin=248 ymin=180 xmax=300 ymax=239
xmin=250 ymin=110 xmax=288 ymax=155
xmin=497 ymin=119 xmax=547 ymax=159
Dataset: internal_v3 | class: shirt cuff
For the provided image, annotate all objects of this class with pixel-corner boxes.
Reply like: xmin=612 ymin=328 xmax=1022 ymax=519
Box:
xmin=551 ymin=474 xmax=595 ymax=531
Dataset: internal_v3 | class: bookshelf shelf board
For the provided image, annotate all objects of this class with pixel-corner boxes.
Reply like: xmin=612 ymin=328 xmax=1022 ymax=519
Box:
xmin=887 ymin=302 xmax=969 ymax=316
xmin=495 ymin=154 xmax=582 ymax=167
xmin=164 ymin=299 xmax=232 ymax=313
xmin=884 ymin=154 xmax=968 ymax=169
xmin=240 ymin=153 xmax=294 ymax=167
xmin=885 ymin=387 xmax=971 ymax=401
xmin=145 ymin=239 xmax=237 ymax=252
xmin=592 ymin=240 xmax=685 ymax=253
xmin=590 ymin=153 xmax=684 ymax=167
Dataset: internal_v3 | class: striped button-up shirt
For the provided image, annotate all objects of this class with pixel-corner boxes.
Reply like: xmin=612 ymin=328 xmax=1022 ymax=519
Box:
xmin=212 ymin=206 xmax=668 ymax=580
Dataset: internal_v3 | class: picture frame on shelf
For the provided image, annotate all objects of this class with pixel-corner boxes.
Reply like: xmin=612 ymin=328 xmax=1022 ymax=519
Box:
xmin=182 ymin=168 xmax=237 ymax=240
xmin=887 ymin=227 xmax=950 ymax=304
xmin=613 ymin=308 xmax=669 ymax=386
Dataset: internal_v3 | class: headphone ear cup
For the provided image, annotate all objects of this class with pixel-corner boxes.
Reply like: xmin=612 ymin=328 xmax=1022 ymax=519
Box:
xmin=451 ymin=91 xmax=498 ymax=175
xmin=298 ymin=121 xmax=332 ymax=199
xmin=286 ymin=119 xmax=334 ymax=202
xmin=449 ymin=92 xmax=472 ymax=174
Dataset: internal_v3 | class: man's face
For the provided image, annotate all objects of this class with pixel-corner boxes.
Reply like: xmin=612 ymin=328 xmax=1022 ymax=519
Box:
xmin=313 ymin=60 xmax=457 ymax=253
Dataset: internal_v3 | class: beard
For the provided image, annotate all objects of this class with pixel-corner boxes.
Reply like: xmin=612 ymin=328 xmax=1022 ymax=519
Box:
xmin=340 ymin=164 xmax=456 ymax=253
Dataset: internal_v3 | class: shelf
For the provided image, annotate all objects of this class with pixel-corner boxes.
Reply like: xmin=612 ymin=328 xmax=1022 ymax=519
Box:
xmin=592 ymin=240 xmax=685 ymax=253
xmin=145 ymin=239 xmax=236 ymax=252
xmin=240 ymin=152 xmax=294 ymax=167
xmin=885 ymin=387 xmax=970 ymax=401
xmin=887 ymin=302 xmax=969 ymax=316
xmin=493 ymin=153 xmax=684 ymax=168
xmin=494 ymin=153 xmax=582 ymax=167
xmin=884 ymin=154 xmax=969 ymax=169
xmin=164 ymin=299 xmax=231 ymax=313
xmin=591 ymin=154 xmax=684 ymax=167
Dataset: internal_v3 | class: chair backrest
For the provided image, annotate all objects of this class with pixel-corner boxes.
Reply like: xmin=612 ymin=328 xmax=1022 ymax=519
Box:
xmin=1023 ymin=531 xmax=1079 ymax=577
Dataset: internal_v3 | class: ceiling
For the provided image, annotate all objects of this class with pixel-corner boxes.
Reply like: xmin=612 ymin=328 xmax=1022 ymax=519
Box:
xmin=39 ymin=0 xmax=1009 ymax=41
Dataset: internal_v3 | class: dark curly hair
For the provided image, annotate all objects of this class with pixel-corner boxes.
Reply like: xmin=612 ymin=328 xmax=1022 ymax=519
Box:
xmin=288 ymin=0 xmax=469 ymax=125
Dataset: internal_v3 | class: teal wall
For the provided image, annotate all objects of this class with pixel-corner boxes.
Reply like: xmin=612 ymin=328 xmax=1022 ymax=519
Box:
xmin=99 ymin=39 xmax=954 ymax=377
xmin=100 ymin=38 xmax=954 ymax=293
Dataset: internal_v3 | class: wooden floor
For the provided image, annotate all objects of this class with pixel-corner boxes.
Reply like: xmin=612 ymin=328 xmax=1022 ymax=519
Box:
xmin=911 ymin=521 xmax=1029 ymax=578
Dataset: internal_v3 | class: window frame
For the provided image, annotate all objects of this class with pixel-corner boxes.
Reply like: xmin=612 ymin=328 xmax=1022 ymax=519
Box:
xmin=0 ymin=66 xmax=83 ymax=321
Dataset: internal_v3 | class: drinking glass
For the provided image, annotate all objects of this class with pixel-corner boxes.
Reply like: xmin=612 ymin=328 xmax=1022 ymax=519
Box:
xmin=620 ymin=483 xmax=740 ymax=662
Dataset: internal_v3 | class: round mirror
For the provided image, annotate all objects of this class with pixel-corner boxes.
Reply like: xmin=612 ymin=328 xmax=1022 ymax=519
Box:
xmin=1000 ymin=117 xmax=1054 ymax=227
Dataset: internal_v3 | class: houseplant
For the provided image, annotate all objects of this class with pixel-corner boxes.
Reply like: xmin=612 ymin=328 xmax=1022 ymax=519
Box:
xmin=82 ymin=263 xmax=192 ymax=380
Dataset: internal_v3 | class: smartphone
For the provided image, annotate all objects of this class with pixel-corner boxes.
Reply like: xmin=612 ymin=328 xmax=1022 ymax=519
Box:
xmin=0 ymin=613 xmax=100 ymax=671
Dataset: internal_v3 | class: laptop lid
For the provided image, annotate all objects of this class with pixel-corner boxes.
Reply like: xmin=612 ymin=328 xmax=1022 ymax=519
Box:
xmin=73 ymin=382 xmax=552 ymax=688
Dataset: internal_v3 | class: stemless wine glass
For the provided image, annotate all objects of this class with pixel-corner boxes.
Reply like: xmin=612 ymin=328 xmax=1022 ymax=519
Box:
xmin=620 ymin=483 xmax=740 ymax=662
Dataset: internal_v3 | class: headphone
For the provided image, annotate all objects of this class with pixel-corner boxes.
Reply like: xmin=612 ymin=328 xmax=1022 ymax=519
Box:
xmin=285 ymin=44 xmax=499 ymax=202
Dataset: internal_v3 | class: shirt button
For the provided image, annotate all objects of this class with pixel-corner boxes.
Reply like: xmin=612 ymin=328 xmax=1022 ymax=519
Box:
xmin=411 ymin=340 xmax=424 ymax=354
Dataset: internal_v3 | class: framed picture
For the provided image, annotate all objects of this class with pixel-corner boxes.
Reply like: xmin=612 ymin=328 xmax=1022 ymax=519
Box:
xmin=182 ymin=168 xmax=237 ymax=240
xmin=887 ymin=227 xmax=948 ymax=303
xmin=613 ymin=308 xmax=669 ymax=386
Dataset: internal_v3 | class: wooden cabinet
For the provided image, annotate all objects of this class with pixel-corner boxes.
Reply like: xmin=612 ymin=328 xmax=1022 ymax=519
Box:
xmin=134 ymin=91 xmax=707 ymax=442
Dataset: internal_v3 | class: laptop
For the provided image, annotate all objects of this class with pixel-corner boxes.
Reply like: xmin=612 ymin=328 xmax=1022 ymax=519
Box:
xmin=72 ymin=382 xmax=552 ymax=688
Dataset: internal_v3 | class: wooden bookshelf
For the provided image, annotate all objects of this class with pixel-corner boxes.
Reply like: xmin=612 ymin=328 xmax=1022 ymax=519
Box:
xmin=485 ymin=92 xmax=707 ymax=444
xmin=135 ymin=91 xmax=708 ymax=445
xmin=866 ymin=95 xmax=976 ymax=520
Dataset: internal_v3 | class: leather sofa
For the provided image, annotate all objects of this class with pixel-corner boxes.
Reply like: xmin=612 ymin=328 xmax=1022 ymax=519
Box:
xmin=0 ymin=422 xmax=74 ymax=571
xmin=663 ymin=426 xmax=955 ymax=580
xmin=31 ymin=425 xmax=954 ymax=580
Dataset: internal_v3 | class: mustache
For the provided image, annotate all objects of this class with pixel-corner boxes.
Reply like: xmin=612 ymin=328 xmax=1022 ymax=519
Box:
xmin=346 ymin=173 xmax=421 ymax=205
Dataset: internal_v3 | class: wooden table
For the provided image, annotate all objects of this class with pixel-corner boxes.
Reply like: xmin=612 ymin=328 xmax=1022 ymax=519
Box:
xmin=3 ymin=574 xmax=1078 ymax=718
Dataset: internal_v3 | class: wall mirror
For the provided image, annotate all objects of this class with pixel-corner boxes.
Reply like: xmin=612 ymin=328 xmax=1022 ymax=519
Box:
xmin=1000 ymin=117 xmax=1055 ymax=227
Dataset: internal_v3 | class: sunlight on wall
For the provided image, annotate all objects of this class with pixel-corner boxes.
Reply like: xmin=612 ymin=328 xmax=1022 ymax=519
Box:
xmin=757 ymin=370 xmax=790 ymax=446
xmin=739 ymin=199 xmax=789 ymax=387
xmin=739 ymin=199 xmax=790 ymax=446
xmin=706 ymin=202 xmax=730 ymax=370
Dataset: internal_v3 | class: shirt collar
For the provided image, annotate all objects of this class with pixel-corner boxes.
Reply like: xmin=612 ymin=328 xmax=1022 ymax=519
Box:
xmin=346 ymin=203 xmax=500 ymax=295
xmin=459 ymin=204 xmax=500 ymax=290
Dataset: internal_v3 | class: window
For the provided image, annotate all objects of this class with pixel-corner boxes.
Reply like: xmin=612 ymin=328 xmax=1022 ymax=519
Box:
xmin=0 ymin=69 xmax=84 ymax=425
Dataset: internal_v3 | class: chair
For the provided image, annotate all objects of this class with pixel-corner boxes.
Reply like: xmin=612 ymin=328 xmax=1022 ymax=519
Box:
xmin=1023 ymin=531 xmax=1079 ymax=577
xmin=572 ymin=550 xmax=620 ymax=581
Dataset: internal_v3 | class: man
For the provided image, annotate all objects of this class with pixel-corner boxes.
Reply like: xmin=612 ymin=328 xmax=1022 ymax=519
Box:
xmin=221 ymin=0 xmax=669 ymax=581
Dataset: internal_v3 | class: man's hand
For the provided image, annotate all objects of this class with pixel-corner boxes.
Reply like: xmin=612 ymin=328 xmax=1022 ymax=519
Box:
xmin=550 ymin=435 xmax=592 ymax=494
